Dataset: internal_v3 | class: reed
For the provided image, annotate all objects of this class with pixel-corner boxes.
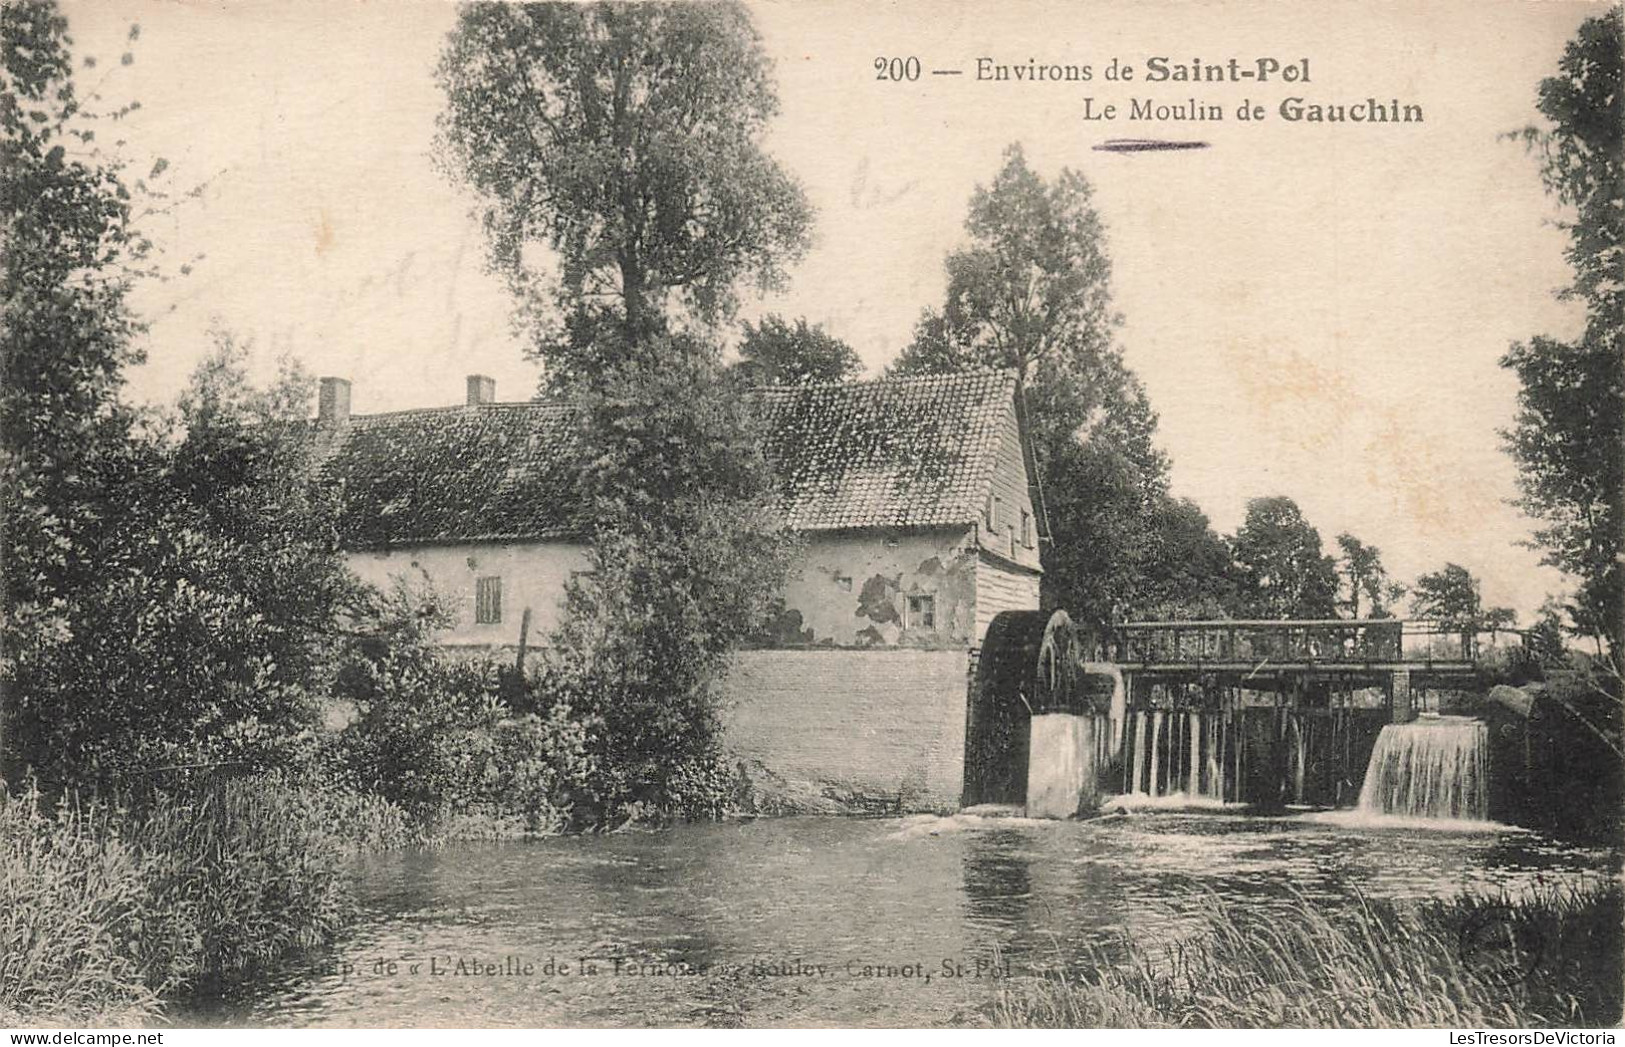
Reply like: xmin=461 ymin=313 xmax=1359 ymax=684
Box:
xmin=991 ymin=884 xmax=1623 ymax=1028
xmin=0 ymin=774 xmax=409 ymax=1025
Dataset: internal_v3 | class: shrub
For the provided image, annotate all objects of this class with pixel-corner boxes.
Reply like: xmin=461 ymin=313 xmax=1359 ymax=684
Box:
xmin=333 ymin=581 xmax=599 ymax=833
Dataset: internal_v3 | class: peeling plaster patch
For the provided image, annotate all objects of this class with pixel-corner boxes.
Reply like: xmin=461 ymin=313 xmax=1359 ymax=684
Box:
xmin=856 ymin=625 xmax=887 ymax=646
xmin=764 ymin=607 xmax=817 ymax=646
xmin=916 ymin=556 xmax=943 ymax=577
xmin=856 ymin=573 xmax=902 ymax=624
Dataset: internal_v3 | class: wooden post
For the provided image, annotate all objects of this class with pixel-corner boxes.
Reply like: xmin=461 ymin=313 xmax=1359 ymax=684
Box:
xmin=515 ymin=606 xmax=532 ymax=674
xmin=1389 ymin=669 xmax=1414 ymax=723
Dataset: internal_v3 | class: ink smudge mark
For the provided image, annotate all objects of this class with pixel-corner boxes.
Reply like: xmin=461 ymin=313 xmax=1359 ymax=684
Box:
xmin=1093 ymin=139 xmax=1210 ymax=153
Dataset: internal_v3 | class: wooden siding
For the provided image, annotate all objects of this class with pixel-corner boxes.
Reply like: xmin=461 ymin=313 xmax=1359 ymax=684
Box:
xmin=975 ymin=553 xmax=1042 ymax=642
xmin=976 ymin=399 xmax=1043 ymax=572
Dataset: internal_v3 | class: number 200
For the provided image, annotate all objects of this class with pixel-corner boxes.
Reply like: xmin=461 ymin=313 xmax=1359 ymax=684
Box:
xmin=874 ymin=56 xmax=921 ymax=81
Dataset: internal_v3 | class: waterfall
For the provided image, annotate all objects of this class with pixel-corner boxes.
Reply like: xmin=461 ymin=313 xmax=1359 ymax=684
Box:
xmin=1357 ymin=717 xmax=1488 ymax=820
xmin=1116 ymin=710 xmax=1231 ymax=803
xmin=1188 ymin=713 xmax=1201 ymax=796
xmin=1130 ymin=711 xmax=1147 ymax=794
xmin=1289 ymin=717 xmax=1307 ymax=805
xmin=1148 ymin=711 xmax=1163 ymax=797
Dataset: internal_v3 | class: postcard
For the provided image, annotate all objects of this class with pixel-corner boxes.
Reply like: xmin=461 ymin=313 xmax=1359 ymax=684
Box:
xmin=3 ymin=0 xmax=1620 ymax=1032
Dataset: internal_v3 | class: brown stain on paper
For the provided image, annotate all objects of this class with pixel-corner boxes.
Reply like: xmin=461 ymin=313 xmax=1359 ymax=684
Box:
xmin=314 ymin=209 xmax=335 ymax=256
xmin=1225 ymin=342 xmax=1501 ymax=541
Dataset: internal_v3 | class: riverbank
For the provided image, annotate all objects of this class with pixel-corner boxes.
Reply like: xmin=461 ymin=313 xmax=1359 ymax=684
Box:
xmin=991 ymin=884 xmax=1624 ymax=1028
xmin=0 ymin=776 xmax=418 ymax=1025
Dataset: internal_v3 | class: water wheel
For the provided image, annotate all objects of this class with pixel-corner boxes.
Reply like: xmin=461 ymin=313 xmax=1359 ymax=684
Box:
xmin=965 ymin=610 xmax=1085 ymax=805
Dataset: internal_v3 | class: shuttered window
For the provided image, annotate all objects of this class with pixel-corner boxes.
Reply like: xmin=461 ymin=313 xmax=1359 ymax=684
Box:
xmin=475 ymin=576 xmax=502 ymax=624
xmin=906 ymin=594 xmax=936 ymax=630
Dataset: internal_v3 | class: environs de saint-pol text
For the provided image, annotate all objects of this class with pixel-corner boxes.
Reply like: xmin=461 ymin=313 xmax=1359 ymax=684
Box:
xmin=874 ymin=55 xmax=1424 ymax=123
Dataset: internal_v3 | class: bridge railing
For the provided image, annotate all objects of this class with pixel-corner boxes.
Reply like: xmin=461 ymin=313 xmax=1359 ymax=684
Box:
xmin=1113 ymin=619 xmax=1481 ymax=667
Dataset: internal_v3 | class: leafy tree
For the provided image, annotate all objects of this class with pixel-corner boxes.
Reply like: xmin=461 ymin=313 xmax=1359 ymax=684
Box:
xmin=2 ymin=5 xmax=362 ymax=784
xmin=8 ymin=330 xmax=363 ymax=781
xmin=1135 ymin=497 xmax=1242 ymax=620
xmin=1335 ymin=533 xmax=1402 ymax=618
xmin=2 ymin=0 xmax=148 ymax=779
xmin=1526 ymin=597 xmax=1570 ymax=668
xmin=1502 ymin=7 xmax=1623 ymax=663
xmin=1230 ymin=497 xmax=1339 ymax=619
xmin=891 ymin=143 xmax=1202 ymax=627
xmin=1410 ymin=563 xmax=1517 ymax=632
xmin=436 ymin=1 xmax=812 ymax=387
xmin=891 ymin=143 xmax=1142 ymax=453
xmin=551 ymin=342 xmax=796 ymax=820
xmin=437 ymin=3 xmax=811 ymax=820
xmin=733 ymin=314 xmax=862 ymax=385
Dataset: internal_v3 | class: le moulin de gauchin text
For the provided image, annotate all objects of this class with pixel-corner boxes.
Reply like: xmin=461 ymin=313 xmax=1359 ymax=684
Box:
xmin=969 ymin=56 xmax=1424 ymax=123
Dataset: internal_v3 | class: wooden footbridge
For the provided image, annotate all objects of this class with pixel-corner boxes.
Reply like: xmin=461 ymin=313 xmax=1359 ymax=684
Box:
xmin=1107 ymin=618 xmax=1506 ymax=719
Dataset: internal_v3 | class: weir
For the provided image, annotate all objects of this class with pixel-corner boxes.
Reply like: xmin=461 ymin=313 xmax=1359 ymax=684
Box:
xmin=1356 ymin=716 xmax=1489 ymax=821
xmin=972 ymin=612 xmax=1511 ymax=822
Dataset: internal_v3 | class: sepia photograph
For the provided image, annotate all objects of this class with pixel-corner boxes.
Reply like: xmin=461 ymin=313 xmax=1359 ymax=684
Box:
xmin=2 ymin=0 xmax=1622 ymax=1032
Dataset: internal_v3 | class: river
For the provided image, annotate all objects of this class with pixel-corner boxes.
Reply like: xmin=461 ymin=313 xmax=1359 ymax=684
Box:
xmin=199 ymin=811 xmax=1618 ymax=1027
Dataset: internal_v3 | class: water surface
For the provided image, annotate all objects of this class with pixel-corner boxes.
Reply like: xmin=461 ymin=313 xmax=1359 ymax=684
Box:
xmin=208 ymin=812 xmax=1617 ymax=1027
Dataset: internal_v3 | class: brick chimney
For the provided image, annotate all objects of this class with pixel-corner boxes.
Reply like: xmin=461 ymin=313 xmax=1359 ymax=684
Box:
xmin=466 ymin=374 xmax=496 ymax=405
xmin=317 ymin=377 xmax=351 ymax=427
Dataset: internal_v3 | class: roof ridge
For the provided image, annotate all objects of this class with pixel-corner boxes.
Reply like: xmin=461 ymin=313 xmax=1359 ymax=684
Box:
xmin=750 ymin=367 xmax=1015 ymax=394
xmin=346 ymin=401 xmax=574 ymax=425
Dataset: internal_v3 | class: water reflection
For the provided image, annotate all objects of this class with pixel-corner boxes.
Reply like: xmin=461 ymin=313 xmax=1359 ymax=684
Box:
xmin=191 ymin=812 xmax=1618 ymax=1028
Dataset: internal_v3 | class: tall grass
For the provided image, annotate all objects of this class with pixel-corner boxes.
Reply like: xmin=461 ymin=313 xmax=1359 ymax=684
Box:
xmin=992 ymin=885 xmax=1623 ymax=1028
xmin=0 ymin=775 xmax=411 ymax=1025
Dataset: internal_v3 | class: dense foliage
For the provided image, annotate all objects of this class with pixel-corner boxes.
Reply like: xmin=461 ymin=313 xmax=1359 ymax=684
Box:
xmin=333 ymin=582 xmax=598 ymax=832
xmin=1 ymin=5 xmax=357 ymax=784
xmin=2 ymin=0 xmax=147 ymax=779
xmin=1502 ymin=7 xmax=1623 ymax=663
xmin=733 ymin=314 xmax=863 ymax=385
xmin=550 ymin=343 xmax=797 ymax=820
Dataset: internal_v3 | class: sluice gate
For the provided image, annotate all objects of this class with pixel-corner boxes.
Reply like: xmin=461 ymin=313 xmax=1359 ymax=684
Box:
xmin=967 ymin=611 xmax=1505 ymax=818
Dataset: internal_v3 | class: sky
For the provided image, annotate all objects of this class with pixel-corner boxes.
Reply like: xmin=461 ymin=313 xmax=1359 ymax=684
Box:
xmin=63 ymin=0 xmax=1601 ymax=620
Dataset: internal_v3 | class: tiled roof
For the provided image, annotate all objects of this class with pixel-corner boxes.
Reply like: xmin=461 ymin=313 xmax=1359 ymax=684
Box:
xmin=757 ymin=370 xmax=1016 ymax=530
xmin=323 ymin=404 xmax=583 ymax=547
xmin=320 ymin=370 xmax=1019 ymax=548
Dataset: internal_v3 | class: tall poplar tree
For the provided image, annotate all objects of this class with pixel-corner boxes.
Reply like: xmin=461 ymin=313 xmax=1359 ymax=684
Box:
xmin=892 ymin=144 xmax=1235 ymax=627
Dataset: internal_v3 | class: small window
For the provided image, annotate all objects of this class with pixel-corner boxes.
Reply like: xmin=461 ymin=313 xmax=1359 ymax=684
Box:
xmin=1008 ymin=524 xmax=1017 ymax=557
xmin=906 ymin=594 xmax=936 ymax=630
xmin=985 ymin=494 xmax=997 ymax=530
xmin=475 ymin=576 xmax=503 ymax=624
xmin=1021 ymin=509 xmax=1033 ymax=549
